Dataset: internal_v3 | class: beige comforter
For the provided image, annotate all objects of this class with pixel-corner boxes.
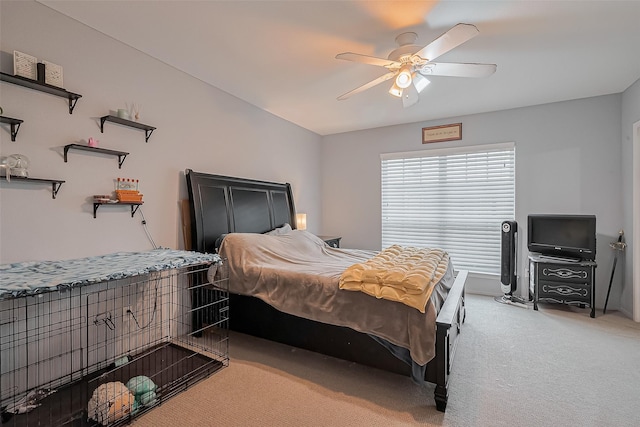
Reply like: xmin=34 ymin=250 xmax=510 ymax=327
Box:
xmin=339 ymin=245 xmax=449 ymax=313
xmin=218 ymin=230 xmax=454 ymax=366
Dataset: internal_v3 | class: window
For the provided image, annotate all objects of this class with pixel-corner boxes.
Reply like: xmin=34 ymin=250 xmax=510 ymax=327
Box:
xmin=381 ymin=143 xmax=515 ymax=275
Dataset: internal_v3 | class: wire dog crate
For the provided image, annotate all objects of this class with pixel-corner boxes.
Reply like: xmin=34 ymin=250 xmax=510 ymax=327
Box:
xmin=0 ymin=250 xmax=228 ymax=426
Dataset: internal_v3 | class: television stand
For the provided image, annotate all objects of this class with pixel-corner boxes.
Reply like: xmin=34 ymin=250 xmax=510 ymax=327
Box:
xmin=529 ymin=253 xmax=597 ymax=318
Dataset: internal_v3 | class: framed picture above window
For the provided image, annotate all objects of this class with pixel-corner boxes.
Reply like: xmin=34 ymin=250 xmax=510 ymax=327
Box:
xmin=422 ymin=123 xmax=462 ymax=144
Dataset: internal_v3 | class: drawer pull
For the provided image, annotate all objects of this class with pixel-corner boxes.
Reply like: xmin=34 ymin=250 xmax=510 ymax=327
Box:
xmin=542 ymin=284 xmax=588 ymax=297
xmin=542 ymin=267 xmax=587 ymax=279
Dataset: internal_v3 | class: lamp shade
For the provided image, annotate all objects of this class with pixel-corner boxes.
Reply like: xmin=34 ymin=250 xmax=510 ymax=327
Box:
xmin=296 ymin=213 xmax=307 ymax=230
xmin=412 ymin=73 xmax=431 ymax=93
xmin=388 ymin=81 xmax=403 ymax=97
xmin=395 ymin=64 xmax=413 ymax=89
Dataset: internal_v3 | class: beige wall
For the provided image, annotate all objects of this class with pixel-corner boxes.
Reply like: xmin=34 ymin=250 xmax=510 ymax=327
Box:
xmin=321 ymin=94 xmax=627 ymax=308
xmin=0 ymin=1 xmax=322 ymax=263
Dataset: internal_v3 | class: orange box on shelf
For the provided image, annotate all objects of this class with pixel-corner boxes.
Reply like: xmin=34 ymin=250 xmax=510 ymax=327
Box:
xmin=116 ymin=189 xmax=143 ymax=203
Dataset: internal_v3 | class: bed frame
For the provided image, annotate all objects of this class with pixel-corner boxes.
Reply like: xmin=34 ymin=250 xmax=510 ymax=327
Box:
xmin=185 ymin=169 xmax=467 ymax=412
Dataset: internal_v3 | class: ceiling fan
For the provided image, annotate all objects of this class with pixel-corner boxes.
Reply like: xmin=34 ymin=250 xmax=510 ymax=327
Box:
xmin=336 ymin=23 xmax=497 ymax=108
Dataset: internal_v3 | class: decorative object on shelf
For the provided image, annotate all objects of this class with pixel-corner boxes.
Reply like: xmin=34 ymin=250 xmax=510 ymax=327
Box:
xmin=603 ymin=230 xmax=627 ymax=314
xmin=117 ymin=108 xmax=130 ymax=120
xmin=116 ymin=189 xmax=143 ymax=201
xmin=93 ymin=194 xmax=114 ymax=203
xmin=116 ymin=177 xmax=143 ymax=202
xmin=87 ymin=137 xmax=99 ymax=147
xmin=117 ymin=177 xmax=139 ymax=191
xmin=127 ymin=102 xmax=141 ymax=121
xmin=422 ymin=123 xmax=462 ymax=144
xmin=36 ymin=62 xmax=46 ymax=84
xmin=13 ymin=50 xmax=37 ymax=80
xmin=41 ymin=60 xmax=63 ymax=87
xmin=0 ymin=154 xmax=30 ymax=181
xmin=116 ymin=189 xmax=143 ymax=203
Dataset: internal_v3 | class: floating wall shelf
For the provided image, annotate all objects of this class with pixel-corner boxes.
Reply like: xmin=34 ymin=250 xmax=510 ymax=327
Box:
xmin=93 ymin=201 xmax=142 ymax=218
xmin=100 ymin=115 xmax=156 ymax=142
xmin=0 ymin=72 xmax=82 ymax=114
xmin=64 ymin=144 xmax=129 ymax=169
xmin=0 ymin=176 xmax=65 ymax=199
xmin=0 ymin=116 xmax=23 ymax=141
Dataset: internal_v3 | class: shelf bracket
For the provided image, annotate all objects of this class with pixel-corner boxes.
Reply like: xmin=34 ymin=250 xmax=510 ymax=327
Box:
xmin=0 ymin=117 xmax=24 ymax=142
xmin=93 ymin=203 xmax=99 ymax=219
xmin=68 ymin=96 xmax=79 ymax=114
xmin=52 ymin=182 xmax=63 ymax=199
xmin=10 ymin=122 xmax=21 ymax=142
xmin=144 ymin=128 xmax=154 ymax=143
xmin=100 ymin=116 xmax=107 ymax=133
xmin=131 ymin=204 xmax=141 ymax=217
xmin=118 ymin=154 xmax=128 ymax=169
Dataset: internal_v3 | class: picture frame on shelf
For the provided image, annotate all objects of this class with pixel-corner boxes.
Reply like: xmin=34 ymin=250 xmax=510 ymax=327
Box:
xmin=42 ymin=60 xmax=64 ymax=87
xmin=13 ymin=50 xmax=37 ymax=80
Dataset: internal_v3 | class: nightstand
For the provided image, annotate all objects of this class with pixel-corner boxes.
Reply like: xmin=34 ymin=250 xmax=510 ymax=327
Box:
xmin=529 ymin=253 xmax=597 ymax=318
xmin=318 ymin=235 xmax=341 ymax=248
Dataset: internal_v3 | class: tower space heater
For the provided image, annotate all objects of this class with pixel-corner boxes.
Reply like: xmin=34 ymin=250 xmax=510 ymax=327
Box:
xmin=497 ymin=220 xmax=526 ymax=307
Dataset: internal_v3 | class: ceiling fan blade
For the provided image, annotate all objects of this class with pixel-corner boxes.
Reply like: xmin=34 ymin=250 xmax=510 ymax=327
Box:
xmin=336 ymin=52 xmax=401 ymax=68
xmin=420 ymin=62 xmax=497 ymax=78
xmin=401 ymin=83 xmax=419 ymax=108
xmin=337 ymin=71 xmax=397 ymax=100
xmin=414 ymin=23 xmax=479 ymax=62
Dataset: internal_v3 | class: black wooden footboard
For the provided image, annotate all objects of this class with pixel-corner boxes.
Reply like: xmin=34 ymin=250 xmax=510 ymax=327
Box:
xmin=427 ymin=270 xmax=467 ymax=412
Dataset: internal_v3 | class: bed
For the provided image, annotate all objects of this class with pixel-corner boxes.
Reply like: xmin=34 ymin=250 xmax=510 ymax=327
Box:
xmin=185 ymin=169 xmax=467 ymax=412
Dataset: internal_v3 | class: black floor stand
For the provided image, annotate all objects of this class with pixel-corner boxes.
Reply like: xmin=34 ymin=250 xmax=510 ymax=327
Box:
xmin=604 ymin=230 xmax=626 ymax=314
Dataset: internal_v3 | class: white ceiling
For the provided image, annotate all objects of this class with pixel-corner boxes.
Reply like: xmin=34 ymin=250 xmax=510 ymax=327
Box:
xmin=40 ymin=0 xmax=640 ymax=136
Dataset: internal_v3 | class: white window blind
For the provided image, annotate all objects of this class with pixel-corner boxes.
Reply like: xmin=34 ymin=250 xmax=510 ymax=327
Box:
xmin=381 ymin=143 xmax=515 ymax=275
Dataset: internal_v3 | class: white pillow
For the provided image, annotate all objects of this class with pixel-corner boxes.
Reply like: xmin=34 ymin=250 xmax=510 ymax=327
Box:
xmin=264 ymin=223 xmax=292 ymax=235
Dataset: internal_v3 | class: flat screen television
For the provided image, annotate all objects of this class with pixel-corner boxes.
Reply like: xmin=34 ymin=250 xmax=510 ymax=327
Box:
xmin=527 ymin=214 xmax=596 ymax=260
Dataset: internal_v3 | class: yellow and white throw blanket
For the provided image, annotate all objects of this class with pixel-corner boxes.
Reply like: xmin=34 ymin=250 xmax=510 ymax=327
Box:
xmin=339 ymin=245 xmax=449 ymax=313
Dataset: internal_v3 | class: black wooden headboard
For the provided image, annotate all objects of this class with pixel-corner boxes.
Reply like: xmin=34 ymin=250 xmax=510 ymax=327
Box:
xmin=185 ymin=169 xmax=297 ymax=254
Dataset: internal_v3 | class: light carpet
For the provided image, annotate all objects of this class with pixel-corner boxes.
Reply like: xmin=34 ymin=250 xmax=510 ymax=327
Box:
xmin=132 ymin=295 xmax=640 ymax=426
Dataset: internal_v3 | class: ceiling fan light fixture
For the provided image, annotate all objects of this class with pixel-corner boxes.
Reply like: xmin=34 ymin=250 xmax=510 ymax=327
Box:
xmin=335 ymin=23 xmax=495 ymax=103
xmin=389 ymin=82 xmax=403 ymax=97
xmin=395 ymin=64 xmax=413 ymax=89
xmin=412 ymin=73 xmax=431 ymax=93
